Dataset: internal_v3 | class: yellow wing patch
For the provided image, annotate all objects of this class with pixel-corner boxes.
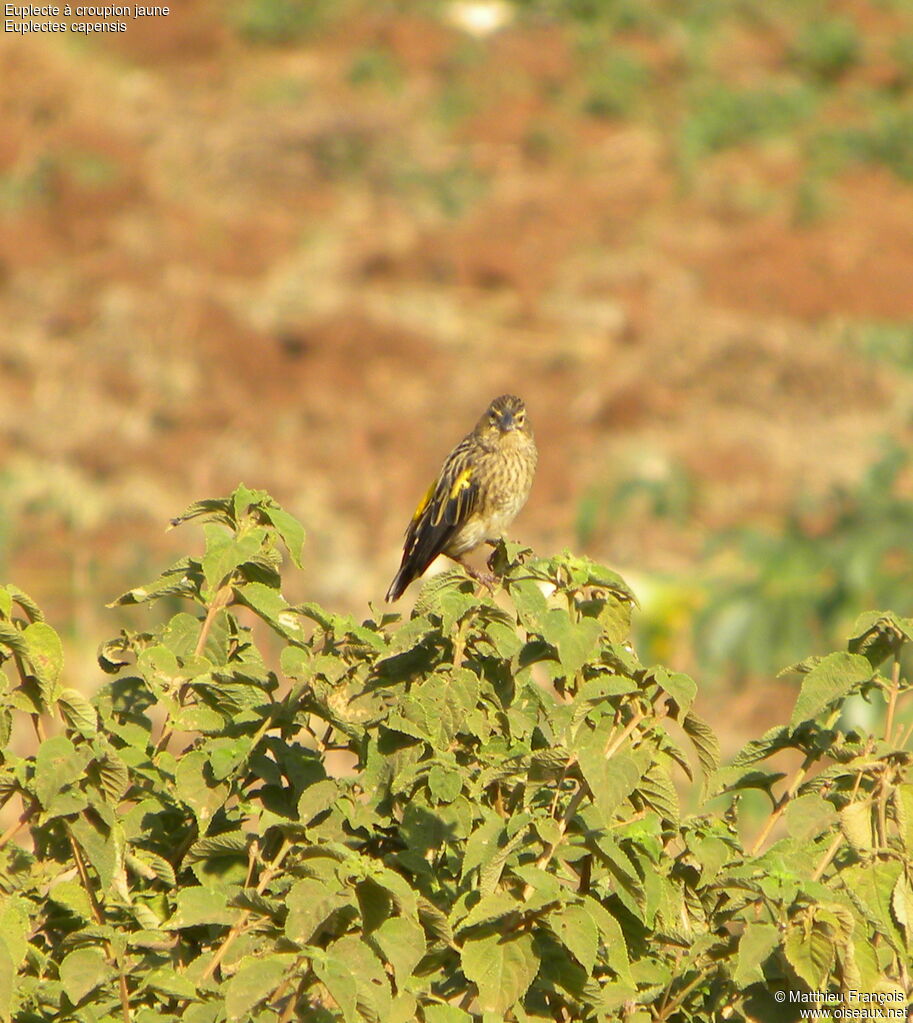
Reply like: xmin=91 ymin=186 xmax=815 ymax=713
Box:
xmin=410 ymin=480 xmax=437 ymax=527
xmin=449 ymin=467 xmax=473 ymax=500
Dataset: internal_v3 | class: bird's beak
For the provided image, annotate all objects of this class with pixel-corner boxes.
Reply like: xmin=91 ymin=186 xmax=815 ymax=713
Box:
xmin=498 ymin=411 xmax=516 ymax=431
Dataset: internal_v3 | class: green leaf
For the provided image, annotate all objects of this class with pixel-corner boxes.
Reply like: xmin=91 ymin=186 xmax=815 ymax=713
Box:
xmin=0 ymin=624 xmax=27 ymax=660
xmin=651 ymin=667 xmax=697 ymax=717
xmin=840 ymin=800 xmax=873 ymax=853
xmin=785 ymin=793 xmax=837 ymax=842
xmin=34 ymin=735 xmax=92 ymax=811
xmin=24 ymin=621 xmax=64 ymax=706
xmin=460 ymin=931 xmax=539 ymax=1015
xmin=58 ymin=688 xmax=98 ymax=738
xmin=540 ymin=609 xmax=602 ymax=677
xmin=70 ymin=814 xmax=119 ymax=890
xmin=329 ymin=935 xmax=391 ymax=1021
xmin=423 ymin=1007 xmax=473 ymax=1023
xmin=891 ymin=873 xmax=913 ymax=940
xmin=682 ymin=711 xmax=720 ymax=779
xmin=225 ymin=954 xmax=295 ymax=1021
xmin=784 ymin=914 xmax=835 ymax=989
xmin=0 ymin=939 xmax=12 ymax=1023
xmin=312 ymin=955 xmax=358 ymax=1023
xmin=174 ymin=750 xmax=229 ymax=825
xmin=577 ymin=739 xmax=644 ymax=825
xmin=734 ymin=922 xmax=779 ymax=988
xmin=789 ymin=651 xmax=874 ymax=728
xmin=285 ymin=878 xmax=348 ymax=946
xmin=202 ymin=525 xmax=268 ymax=591
xmin=373 ymin=915 xmax=426 ymax=983
xmin=550 ymin=902 xmax=598 ymax=974
xmin=165 ymin=886 xmax=234 ymax=929
xmin=58 ymin=946 xmax=110 ymax=1005
xmin=461 ymin=815 xmax=505 ymax=881
xmin=896 ymin=784 xmax=913 ymax=855
xmin=139 ymin=966 xmax=199 ymax=1001
xmin=262 ymin=505 xmax=305 ymax=568
xmin=455 ymin=892 xmax=519 ymax=932
xmin=233 ymin=582 xmax=304 ymax=640
xmin=0 ymin=897 xmax=29 ymax=971
xmin=428 ymin=765 xmax=462 ymax=804
xmin=298 ymin=779 xmax=339 ymax=824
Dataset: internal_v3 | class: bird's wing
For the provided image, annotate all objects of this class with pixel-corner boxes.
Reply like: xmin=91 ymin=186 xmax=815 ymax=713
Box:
xmin=409 ymin=439 xmax=479 ymax=534
xmin=387 ymin=441 xmax=480 ymax=600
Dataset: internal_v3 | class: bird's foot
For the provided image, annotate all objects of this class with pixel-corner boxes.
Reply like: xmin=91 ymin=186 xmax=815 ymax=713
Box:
xmin=456 ymin=558 xmax=498 ymax=593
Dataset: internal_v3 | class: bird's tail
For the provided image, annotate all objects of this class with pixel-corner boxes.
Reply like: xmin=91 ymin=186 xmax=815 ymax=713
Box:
xmin=385 ymin=561 xmax=414 ymax=602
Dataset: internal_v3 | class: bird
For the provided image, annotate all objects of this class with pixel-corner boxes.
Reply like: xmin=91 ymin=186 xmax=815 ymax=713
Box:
xmin=386 ymin=394 xmax=537 ymax=602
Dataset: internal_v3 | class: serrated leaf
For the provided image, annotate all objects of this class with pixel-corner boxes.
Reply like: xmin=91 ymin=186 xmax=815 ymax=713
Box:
xmin=70 ymin=814 xmax=119 ymax=891
xmin=682 ymin=711 xmax=720 ymax=780
xmin=784 ymin=913 xmax=835 ymax=989
xmin=165 ymin=886 xmax=233 ymax=929
xmin=298 ymin=779 xmax=339 ymax=824
xmin=461 ymin=815 xmax=505 ymax=882
xmin=58 ymin=688 xmax=98 ymax=738
xmin=262 ymin=505 xmax=305 ymax=568
xmin=285 ymin=878 xmax=349 ymax=945
xmin=423 ymin=1007 xmax=473 ymax=1023
xmin=34 ymin=735 xmax=92 ymax=811
xmin=174 ymin=750 xmax=229 ymax=825
xmin=550 ymin=902 xmax=598 ymax=974
xmin=373 ymin=915 xmax=426 ymax=983
xmin=577 ymin=739 xmax=644 ymax=826
xmin=786 ymin=793 xmax=837 ymax=842
xmin=454 ymin=892 xmax=519 ymax=933
xmin=460 ymin=931 xmax=539 ymax=1015
xmin=540 ymin=609 xmax=602 ymax=677
xmin=896 ymin=784 xmax=913 ymax=855
xmin=891 ymin=873 xmax=913 ymax=938
xmin=58 ymin=946 xmax=110 ymax=1005
xmin=140 ymin=965 xmax=199 ymax=1000
xmin=312 ymin=955 xmax=358 ymax=1023
xmin=0 ymin=939 xmax=13 ymax=1023
xmin=328 ymin=935 xmax=391 ymax=1022
xmin=0 ymin=624 xmax=27 ymax=660
xmin=790 ymin=652 xmax=874 ymax=728
xmin=233 ymin=582 xmax=303 ymax=640
xmin=428 ymin=765 xmax=462 ymax=804
xmin=651 ymin=667 xmax=697 ymax=717
xmin=734 ymin=922 xmax=779 ymax=988
xmin=840 ymin=800 xmax=873 ymax=853
xmin=225 ymin=953 xmax=295 ymax=1021
xmin=6 ymin=585 xmax=43 ymax=622
xmin=203 ymin=526 xmax=268 ymax=592
xmin=24 ymin=622 xmax=63 ymax=706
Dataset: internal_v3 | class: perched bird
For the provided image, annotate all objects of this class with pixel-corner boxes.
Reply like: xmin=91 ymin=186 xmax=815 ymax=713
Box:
xmin=386 ymin=394 xmax=537 ymax=602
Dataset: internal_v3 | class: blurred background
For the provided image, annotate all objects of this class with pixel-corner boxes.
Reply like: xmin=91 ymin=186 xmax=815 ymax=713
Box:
xmin=4 ymin=0 xmax=913 ymax=751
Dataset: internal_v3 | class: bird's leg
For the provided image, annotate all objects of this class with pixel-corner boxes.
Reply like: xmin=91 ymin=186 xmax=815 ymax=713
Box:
xmin=484 ymin=540 xmax=499 ymax=572
xmin=453 ymin=555 xmax=497 ymax=593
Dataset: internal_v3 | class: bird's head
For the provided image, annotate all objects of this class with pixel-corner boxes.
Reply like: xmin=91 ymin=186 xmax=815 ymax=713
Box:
xmin=475 ymin=394 xmax=531 ymax=442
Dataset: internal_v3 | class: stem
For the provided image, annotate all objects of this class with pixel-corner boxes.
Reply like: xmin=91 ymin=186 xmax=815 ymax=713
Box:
xmin=604 ymin=707 xmax=646 ymax=757
xmin=811 ymin=833 xmax=842 ymax=882
xmin=68 ymin=828 xmax=132 ymax=1023
xmin=156 ymin=586 xmax=233 ymax=755
xmin=655 ymin=965 xmax=715 ymax=1021
xmin=749 ymin=751 xmax=816 ymax=856
xmin=813 ymin=771 xmax=864 ymax=882
xmin=885 ymin=651 xmax=901 ymax=745
xmin=522 ymin=783 xmax=587 ymax=900
xmin=0 ymin=800 xmax=33 ymax=851
xmin=201 ymin=836 xmax=293 ymax=981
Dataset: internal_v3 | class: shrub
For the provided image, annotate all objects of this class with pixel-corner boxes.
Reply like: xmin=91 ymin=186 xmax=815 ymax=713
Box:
xmin=0 ymin=486 xmax=911 ymax=1020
